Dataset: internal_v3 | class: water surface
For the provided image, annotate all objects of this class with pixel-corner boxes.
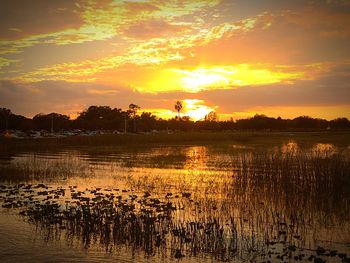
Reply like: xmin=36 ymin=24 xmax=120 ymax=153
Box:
xmin=0 ymin=140 xmax=349 ymax=262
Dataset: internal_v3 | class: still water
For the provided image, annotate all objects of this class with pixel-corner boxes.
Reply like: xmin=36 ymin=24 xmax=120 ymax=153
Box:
xmin=0 ymin=141 xmax=349 ymax=262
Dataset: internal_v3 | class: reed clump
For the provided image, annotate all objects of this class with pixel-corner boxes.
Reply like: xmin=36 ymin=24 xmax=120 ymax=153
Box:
xmin=0 ymin=184 xmax=266 ymax=261
xmin=1 ymin=184 xmax=349 ymax=262
xmin=235 ymin=151 xmax=350 ymax=202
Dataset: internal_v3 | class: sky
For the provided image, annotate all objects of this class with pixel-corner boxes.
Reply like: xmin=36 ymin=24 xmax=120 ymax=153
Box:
xmin=0 ymin=0 xmax=349 ymax=121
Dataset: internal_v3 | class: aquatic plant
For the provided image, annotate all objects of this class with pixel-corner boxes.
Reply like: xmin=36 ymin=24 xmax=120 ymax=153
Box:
xmin=1 ymin=184 xmax=349 ymax=262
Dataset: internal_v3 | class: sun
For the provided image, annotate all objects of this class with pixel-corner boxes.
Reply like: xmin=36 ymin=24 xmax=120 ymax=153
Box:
xmin=182 ymin=99 xmax=214 ymax=121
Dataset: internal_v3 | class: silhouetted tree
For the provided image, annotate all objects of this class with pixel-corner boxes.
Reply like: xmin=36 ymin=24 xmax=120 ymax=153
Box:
xmin=329 ymin=117 xmax=350 ymax=129
xmin=75 ymin=106 xmax=124 ymax=130
xmin=138 ymin=112 xmax=158 ymax=132
xmin=174 ymin=101 xmax=183 ymax=119
xmin=33 ymin=113 xmax=70 ymax=131
xmin=128 ymin=104 xmax=140 ymax=132
xmin=291 ymin=116 xmax=328 ymax=130
xmin=204 ymin=111 xmax=218 ymax=122
xmin=2 ymin=106 xmax=350 ymax=133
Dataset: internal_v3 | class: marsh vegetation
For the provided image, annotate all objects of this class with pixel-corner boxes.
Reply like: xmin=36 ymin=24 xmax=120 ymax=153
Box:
xmin=0 ymin=132 xmax=349 ymax=262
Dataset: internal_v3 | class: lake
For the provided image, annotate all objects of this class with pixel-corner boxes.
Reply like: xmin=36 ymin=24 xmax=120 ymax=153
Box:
xmin=0 ymin=134 xmax=349 ymax=262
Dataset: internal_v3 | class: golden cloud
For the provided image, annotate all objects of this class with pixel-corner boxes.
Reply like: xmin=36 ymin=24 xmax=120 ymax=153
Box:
xmin=121 ymin=19 xmax=191 ymax=39
xmin=0 ymin=0 xmax=220 ymax=55
xmin=10 ymin=11 xmax=272 ymax=82
xmin=0 ymin=57 xmax=19 ymax=70
xmin=133 ymin=65 xmax=304 ymax=93
xmin=0 ymin=0 xmax=83 ymax=40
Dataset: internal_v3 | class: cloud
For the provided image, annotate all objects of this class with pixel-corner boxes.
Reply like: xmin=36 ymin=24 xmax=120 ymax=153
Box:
xmin=189 ymin=9 xmax=350 ymax=65
xmin=132 ymin=64 xmax=304 ymax=93
xmin=0 ymin=0 xmax=220 ymax=55
xmin=195 ymin=65 xmax=350 ymax=112
xmin=0 ymin=57 xmax=19 ymax=71
xmin=1 ymin=68 xmax=349 ymax=121
xmin=0 ymin=0 xmax=83 ymax=40
xmin=0 ymin=1 xmax=118 ymax=54
xmin=4 ymin=12 xmax=272 ymax=82
xmin=121 ymin=19 xmax=190 ymax=39
xmin=123 ymin=2 xmax=160 ymax=16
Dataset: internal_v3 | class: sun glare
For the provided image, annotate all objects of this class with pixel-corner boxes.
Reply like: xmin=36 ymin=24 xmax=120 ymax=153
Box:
xmin=176 ymin=69 xmax=231 ymax=92
xmin=182 ymin=99 xmax=214 ymax=121
xmin=143 ymin=100 xmax=215 ymax=121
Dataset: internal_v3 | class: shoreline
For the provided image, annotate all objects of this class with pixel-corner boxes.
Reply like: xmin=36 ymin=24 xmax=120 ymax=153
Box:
xmin=1 ymin=130 xmax=350 ymax=149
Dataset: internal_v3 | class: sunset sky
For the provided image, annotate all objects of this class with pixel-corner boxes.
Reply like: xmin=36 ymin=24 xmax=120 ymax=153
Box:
xmin=0 ymin=0 xmax=349 ymax=120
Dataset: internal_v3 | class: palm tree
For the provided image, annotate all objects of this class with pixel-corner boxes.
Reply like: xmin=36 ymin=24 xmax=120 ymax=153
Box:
xmin=174 ymin=101 xmax=183 ymax=119
xmin=129 ymin=104 xmax=140 ymax=132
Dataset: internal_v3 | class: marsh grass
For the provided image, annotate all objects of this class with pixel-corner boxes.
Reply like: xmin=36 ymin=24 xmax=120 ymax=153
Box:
xmin=234 ymin=151 xmax=350 ymax=212
xmin=0 ymin=155 xmax=93 ymax=181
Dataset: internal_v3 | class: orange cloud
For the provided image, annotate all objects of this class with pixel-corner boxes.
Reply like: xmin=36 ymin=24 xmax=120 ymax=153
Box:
xmin=0 ymin=0 xmax=83 ymax=40
xmin=0 ymin=57 xmax=19 ymax=70
xmin=0 ymin=0 xmax=220 ymax=55
xmin=124 ymin=2 xmax=160 ymax=16
xmin=121 ymin=19 xmax=190 ymax=39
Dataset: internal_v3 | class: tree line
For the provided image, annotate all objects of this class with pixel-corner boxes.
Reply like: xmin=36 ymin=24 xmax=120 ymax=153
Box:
xmin=0 ymin=104 xmax=349 ymax=132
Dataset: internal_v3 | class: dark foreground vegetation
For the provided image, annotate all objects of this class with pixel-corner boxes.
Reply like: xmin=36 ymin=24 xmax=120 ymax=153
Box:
xmin=1 ymin=105 xmax=350 ymax=132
